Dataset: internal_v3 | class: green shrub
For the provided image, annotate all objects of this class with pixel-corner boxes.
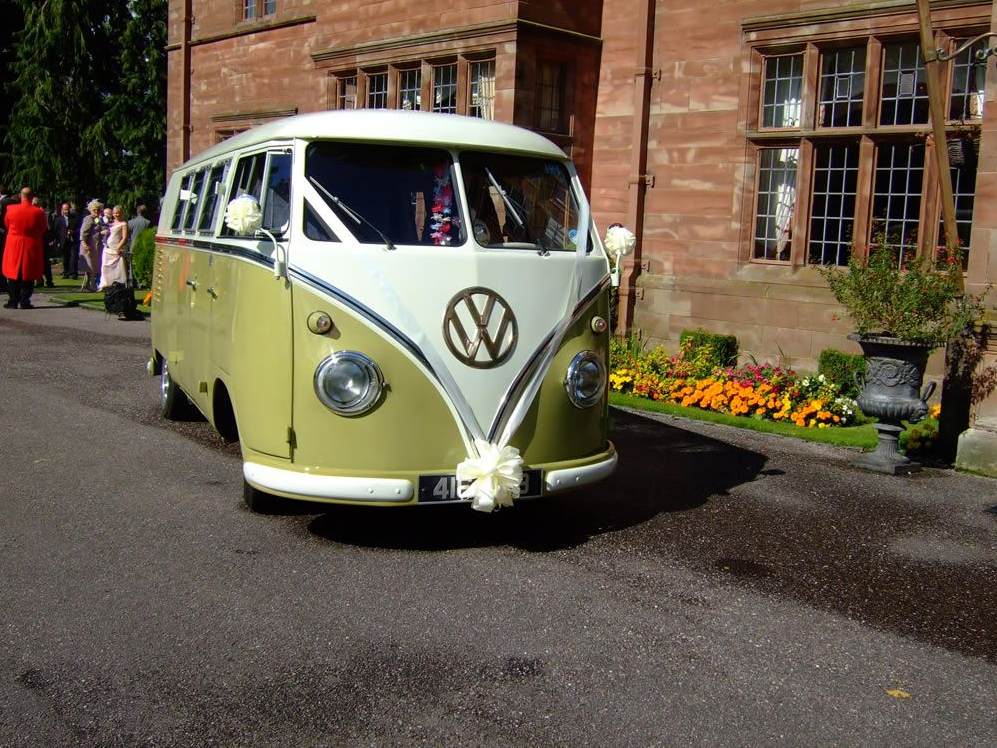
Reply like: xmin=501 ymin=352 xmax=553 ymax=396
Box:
xmin=679 ymin=328 xmax=738 ymax=369
xmin=818 ymin=348 xmax=867 ymax=399
xmin=900 ymin=417 xmax=939 ymax=458
xmin=131 ymin=227 xmax=156 ymax=289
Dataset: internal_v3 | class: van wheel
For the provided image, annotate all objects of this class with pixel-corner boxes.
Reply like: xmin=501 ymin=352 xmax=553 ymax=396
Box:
xmin=243 ymin=480 xmax=294 ymax=514
xmin=160 ymin=357 xmax=191 ymax=420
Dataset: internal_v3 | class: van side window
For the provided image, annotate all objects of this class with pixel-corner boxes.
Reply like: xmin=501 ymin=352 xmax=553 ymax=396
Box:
xmin=304 ymin=200 xmax=338 ymax=242
xmin=171 ymin=172 xmax=193 ymax=232
xmin=223 ymin=152 xmax=267 ymax=235
xmin=197 ymin=162 xmax=229 ymax=234
xmin=262 ymin=152 xmax=292 ymax=234
xmin=183 ymin=168 xmax=208 ymax=232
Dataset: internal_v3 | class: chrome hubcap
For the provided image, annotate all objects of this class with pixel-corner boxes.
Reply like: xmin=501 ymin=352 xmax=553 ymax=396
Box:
xmin=160 ymin=361 xmax=170 ymax=403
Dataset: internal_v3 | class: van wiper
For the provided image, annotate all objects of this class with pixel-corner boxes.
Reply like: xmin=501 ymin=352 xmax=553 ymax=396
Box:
xmin=484 ymin=168 xmax=547 ymax=255
xmin=308 ymin=176 xmax=396 ymax=250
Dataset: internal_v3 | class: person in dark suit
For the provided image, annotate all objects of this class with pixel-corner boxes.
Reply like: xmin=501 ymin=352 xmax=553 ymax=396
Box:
xmin=31 ymin=196 xmax=56 ymax=287
xmin=54 ymin=201 xmax=79 ymax=278
xmin=126 ymin=204 xmax=151 ymax=251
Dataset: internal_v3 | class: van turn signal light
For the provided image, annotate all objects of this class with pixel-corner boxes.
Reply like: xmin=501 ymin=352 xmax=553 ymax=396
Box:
xmin=308 ymin=312 xmax=334 ymax=335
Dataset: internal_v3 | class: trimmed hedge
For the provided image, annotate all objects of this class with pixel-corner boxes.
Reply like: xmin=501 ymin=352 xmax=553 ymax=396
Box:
xmin=818 ymin=348 xmax=866 ymax=399
xmin=679 ymin=328 xmax=738 ymax=369
xmin=131 ymin=227 xmax=156 ymax=289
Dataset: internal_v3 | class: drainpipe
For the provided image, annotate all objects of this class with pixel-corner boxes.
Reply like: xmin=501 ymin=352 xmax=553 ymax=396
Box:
xmin=181 ymin=0 xmax=193 ymax=162
xmin=616 ymin=0 xmax=656 ymax=337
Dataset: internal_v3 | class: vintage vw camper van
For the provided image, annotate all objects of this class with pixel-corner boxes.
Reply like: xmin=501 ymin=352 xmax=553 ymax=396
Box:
xmin=151 ymin=110 xmax=616 ymax=512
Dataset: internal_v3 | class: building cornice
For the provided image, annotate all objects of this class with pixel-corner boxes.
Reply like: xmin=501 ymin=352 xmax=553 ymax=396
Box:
xmin=742 ymin=0 xmax=986 ymax=33
xmin=165 ymin=14 xmax=316 ymax=52
xmin=310 ymin=18 xmax=602 ymax=65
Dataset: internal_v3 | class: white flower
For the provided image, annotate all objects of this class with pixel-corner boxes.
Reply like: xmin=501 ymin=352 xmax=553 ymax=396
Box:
xmin=224 ymin=195 xmax=263 ymax=234
xmin=818 ymin=374 xmax=826 ymax=382
xmin=603 ymin=225 xmax=636 ymax=259
xmin=455 ymin=439 xmax=524 ymax=513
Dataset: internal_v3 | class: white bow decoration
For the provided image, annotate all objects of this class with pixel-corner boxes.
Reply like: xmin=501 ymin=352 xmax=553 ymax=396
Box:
xmin=604 ymin=225 xmax=636 ymax=262
xmin=456 ymin=439 xmax=525 ymax=513
xmin=224 ymin=195 xmax=263 ymax=234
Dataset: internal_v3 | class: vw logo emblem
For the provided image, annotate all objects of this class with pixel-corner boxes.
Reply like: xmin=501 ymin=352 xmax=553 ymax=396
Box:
xmin=442 ymin=287 xmax=518 ymax=368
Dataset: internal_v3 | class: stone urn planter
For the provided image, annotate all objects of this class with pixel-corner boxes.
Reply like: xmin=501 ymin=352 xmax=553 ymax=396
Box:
xmin=849 ymin=334 xmax=936 ymax=474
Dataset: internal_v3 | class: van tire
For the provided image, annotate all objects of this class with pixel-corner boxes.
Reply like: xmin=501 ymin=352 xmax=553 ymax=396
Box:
xmin=243 ymin=480 xmax=294 ymax=514
xmin=160 ymin=357 xmax=192 ymax=420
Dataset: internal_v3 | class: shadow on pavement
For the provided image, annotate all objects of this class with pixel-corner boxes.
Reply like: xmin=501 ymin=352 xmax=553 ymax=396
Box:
xmin=306 ymin=408 xmax=767 ymax=552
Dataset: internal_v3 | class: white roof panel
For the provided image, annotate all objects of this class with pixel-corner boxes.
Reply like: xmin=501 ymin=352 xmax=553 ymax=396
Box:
xmin=182 ymin=110 xmax=568 ymax=170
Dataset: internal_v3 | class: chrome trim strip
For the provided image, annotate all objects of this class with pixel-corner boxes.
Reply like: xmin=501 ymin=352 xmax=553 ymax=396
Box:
xmin=545 ymin=446 xmax=617 ymax=493
xmin=486 ymin=275 xmax=611 ymax=441
xmin=245 ymin=463 xmax=413 ymax=502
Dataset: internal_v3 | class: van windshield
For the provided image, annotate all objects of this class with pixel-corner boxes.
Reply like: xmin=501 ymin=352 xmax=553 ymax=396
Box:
xmin=459 ymin=151 xmax=580 ymax=251
xmin=306 ymin=142 xmax=464 ymax=247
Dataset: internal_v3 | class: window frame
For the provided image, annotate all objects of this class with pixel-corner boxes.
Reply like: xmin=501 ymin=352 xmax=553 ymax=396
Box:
xmin=747 ymin=28 xmax=984 ymax=269
xmin=241 ymin=0 xmax=276 ymax=21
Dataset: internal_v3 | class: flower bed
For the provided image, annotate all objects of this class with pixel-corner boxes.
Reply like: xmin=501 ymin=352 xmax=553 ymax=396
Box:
xmin=610 ymin=337 xmax=858 ymax=428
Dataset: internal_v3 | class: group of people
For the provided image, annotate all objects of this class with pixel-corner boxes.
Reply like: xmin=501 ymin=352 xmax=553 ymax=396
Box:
xmin=0 ymin=183 xmax=152 ymax=310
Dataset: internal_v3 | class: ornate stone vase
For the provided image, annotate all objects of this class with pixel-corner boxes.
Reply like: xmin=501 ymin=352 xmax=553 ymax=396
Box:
xmin=849 ymin=334 xmax=936 ymax=474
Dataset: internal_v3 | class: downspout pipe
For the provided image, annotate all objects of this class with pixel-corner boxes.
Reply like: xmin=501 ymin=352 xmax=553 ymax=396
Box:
xmin=616 ymin=0 xmax=656 ymax=337
xmin=181 ymin=0 xmax=193 ymax=162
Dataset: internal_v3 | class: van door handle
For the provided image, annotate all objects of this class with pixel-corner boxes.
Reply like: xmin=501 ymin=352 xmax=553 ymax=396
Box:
xmin=185 ymin=279 xmax=198 ymax=289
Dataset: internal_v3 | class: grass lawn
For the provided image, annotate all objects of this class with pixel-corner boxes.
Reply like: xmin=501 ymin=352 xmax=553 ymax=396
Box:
xmin=610 ymin=392 xmax=878 ymax=450
xmin=38 ymin=273 xmax=151 ymax=315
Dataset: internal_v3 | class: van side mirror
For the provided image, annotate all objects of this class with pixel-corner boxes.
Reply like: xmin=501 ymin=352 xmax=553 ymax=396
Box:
xmin=256 ymin=228 xmax=286 ymax=280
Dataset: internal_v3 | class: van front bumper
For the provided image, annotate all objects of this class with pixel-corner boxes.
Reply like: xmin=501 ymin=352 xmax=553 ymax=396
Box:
xmin=243 ymin=441 xmax=617 ymax=506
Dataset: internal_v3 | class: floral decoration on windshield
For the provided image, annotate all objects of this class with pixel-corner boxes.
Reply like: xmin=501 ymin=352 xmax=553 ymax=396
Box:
xmin=430 ymin=164 xmax=454 ymax=246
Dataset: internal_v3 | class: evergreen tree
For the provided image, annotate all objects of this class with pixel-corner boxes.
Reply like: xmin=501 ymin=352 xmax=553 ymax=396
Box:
xmin=5 ymin=0 xmax=128 ymax=204
xmin=0 ymin=3 xmax=25 ymax=180
xmin=104 ymin=0 xmax=167 ymax=213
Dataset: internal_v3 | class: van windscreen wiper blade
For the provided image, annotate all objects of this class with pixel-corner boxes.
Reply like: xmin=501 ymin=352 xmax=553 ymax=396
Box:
xmin=484 ymin=168 xmax=547 ymax=254
xmin=308 ymin=176 xmax=396 ymax=250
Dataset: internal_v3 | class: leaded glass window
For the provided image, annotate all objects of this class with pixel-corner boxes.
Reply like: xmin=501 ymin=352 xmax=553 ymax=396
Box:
xmin=880 ymin=43 xmax=928 ymax=126
xmin=818 ymin=47 xmax=865 ymax=127
xmin=367 ymin=73 xmax=388 ymax=109
xmin=537 ymin=62 xmax=564 ymax=131
xmin=338 ymin=76 xmax=357 ymax=110
xmin=753 ymin=148 xmax=799 ymax=261
xmin=872 ymin=142 xmax=925 ymax=266
xmin=809 ymin=144 xmax=859 ymax=266
xmin=470 ymin=60 xmax=496 ymax=120
xmin=950 ymin=40 xmax=986 ymax=120
xmin=399 ymin=68 xmax=421 ymax=110
xmin=432 ymin=64 xmax=457 ymax=114
xmin=762 ymin=55 xmax=803 ymax=128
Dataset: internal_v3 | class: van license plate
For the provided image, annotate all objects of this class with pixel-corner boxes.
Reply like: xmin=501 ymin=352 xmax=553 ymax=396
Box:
xmin=418 ymin=469 xmax=543 ymax=503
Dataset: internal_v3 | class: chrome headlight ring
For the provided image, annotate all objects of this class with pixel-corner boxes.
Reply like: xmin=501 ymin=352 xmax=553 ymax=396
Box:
xmin=314 ymin=351 xmax=384 ymax=416
xmin=565 ymin=350 xmax=606 ymax=409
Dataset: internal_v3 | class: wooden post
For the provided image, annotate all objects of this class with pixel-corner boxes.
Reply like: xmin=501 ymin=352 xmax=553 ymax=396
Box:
xmin=916 ymin=0 xmax=962 ymax=285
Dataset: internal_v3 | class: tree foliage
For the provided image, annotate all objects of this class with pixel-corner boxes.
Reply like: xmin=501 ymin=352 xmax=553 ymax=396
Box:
xmin=3 ymin=0 xmax=166 ymax=212
xmin=104 ymin=0 xmax=167 ymax=212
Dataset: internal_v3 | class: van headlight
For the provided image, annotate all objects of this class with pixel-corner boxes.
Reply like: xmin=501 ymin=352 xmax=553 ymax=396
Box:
xmin=314 ymin=352 xmax=384 ymax=415
xmin=565 ymin=351 xmax=606 ymax=409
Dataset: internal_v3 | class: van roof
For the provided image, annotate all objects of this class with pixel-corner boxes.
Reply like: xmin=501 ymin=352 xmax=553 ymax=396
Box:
xmin=182 ymin=110 xmax=569 ymax=170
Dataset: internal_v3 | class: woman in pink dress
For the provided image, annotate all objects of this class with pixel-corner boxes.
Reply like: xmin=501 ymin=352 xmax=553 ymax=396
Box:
xmin=78 ymin=200 xmax=102 ymax=291
xmin=97 ymin=205 xmax=129 ymax=290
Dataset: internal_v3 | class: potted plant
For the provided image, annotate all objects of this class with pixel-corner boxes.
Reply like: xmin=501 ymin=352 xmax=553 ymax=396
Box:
xmin=820 ymin=230 xmax=983 ymax=473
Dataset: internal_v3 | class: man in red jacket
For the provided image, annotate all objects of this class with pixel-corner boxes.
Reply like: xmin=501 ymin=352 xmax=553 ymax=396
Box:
xmin=3 ymin=187 xmax=48 ymax=309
